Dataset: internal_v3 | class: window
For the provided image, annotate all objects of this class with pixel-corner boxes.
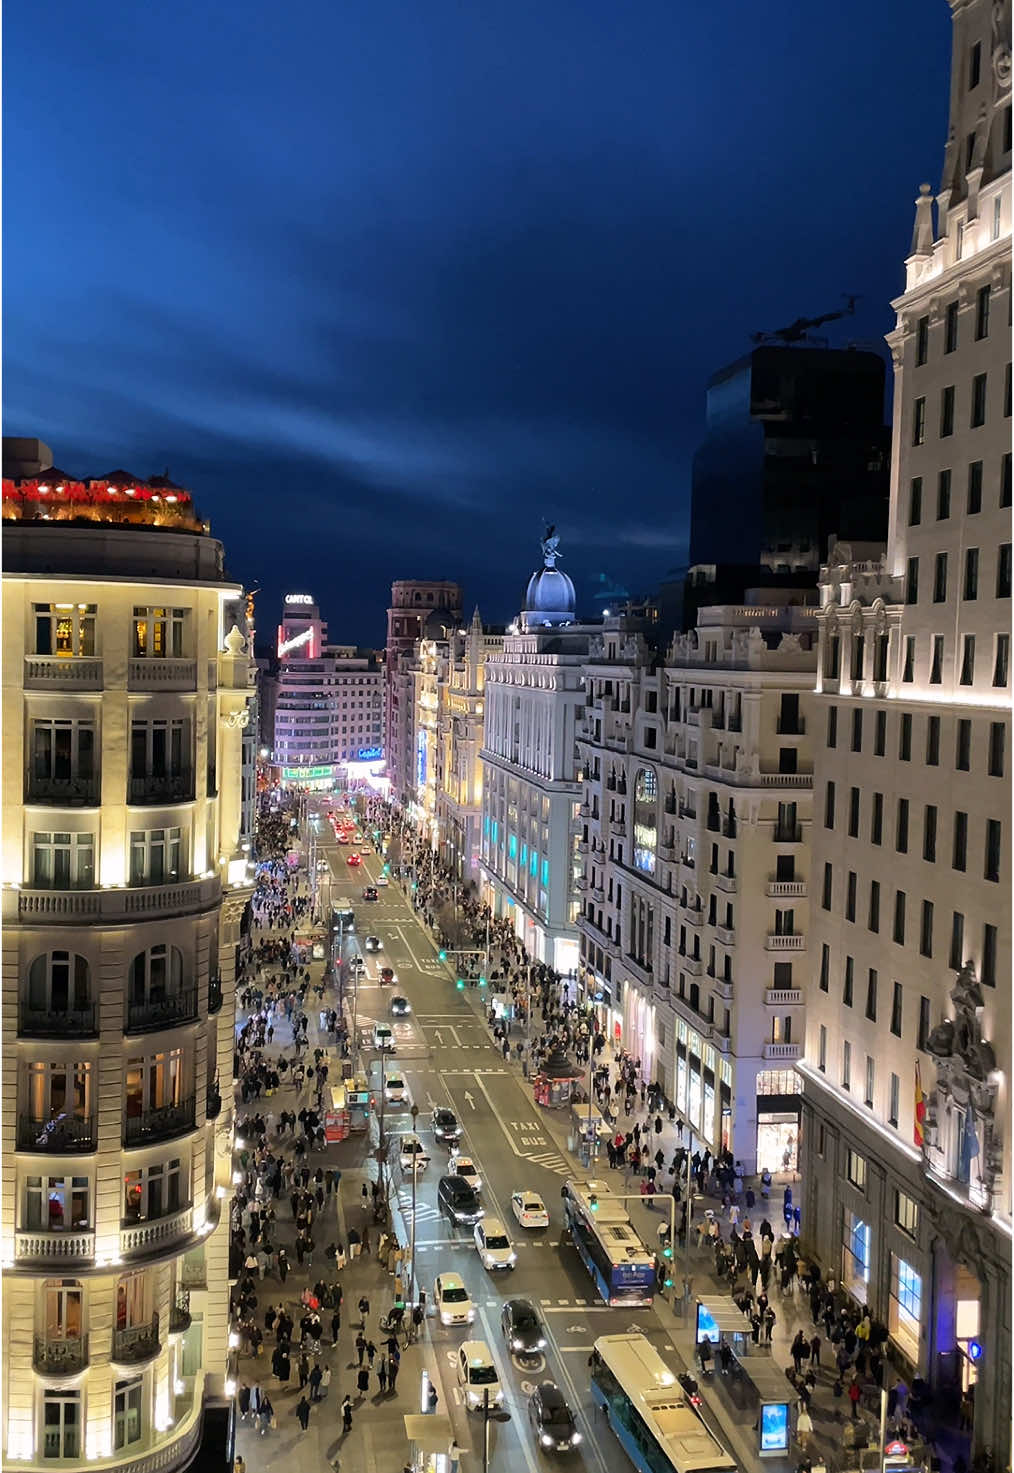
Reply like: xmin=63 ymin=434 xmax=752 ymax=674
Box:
xmin=930 ymin=634 xmax=944 ymax=683
xmin=848 ymin=786 xmax=860 ymax=837
xmin=865 ymin=1055 xmax=875 ymax=1109
xmin=945 ymin=301 xmax=959 ymax=353
xmin=994 ymin=632 xmax=1010 ymax=686
xmin=1003 ymin=453 xmax=1013 ymax=508
xmin=895 ymin=1191 xmax=919 ymax=1238
xmin=905 ymin=557 xmax=919 ymax=605
xmin=937 ymin=468 xmax=951 ymax=519
xmin=891 ymin=982 xmax=903 ymax=1038
xmin=871 ymin=792 xmax=883 ymax=846
xmin=865 ymin=968 xmax=878 ymax=1021
xmin=845 ymin=871 xmax=857 ymax=922
xmin=842 ymin=1211 xmax=870 ymax=1300
xmin=824 ymin=781 xmax=836 ymax=830
xmin=1006 ymin=361 xmax=1012 ymax=418
xmin=939 ymin=385 xmax=955 ymax=437
xmin=34 ymin=603 xmax=96 ymax=658
xmin=912 ymin=396 xmax=926 ymax=444
xmin=124 ymin=1049 xmax=184 ymax=1120
xmin=873 ymin=632 xmax=889 ymax=683
xmin=985 ymin=818 xmax=1001 ymax=882
xmin=926 ymin=715 xmax=940 ymax=765
xmin=24 ymin=1175 xmax=90 ymax=1231
xmin=971 ymin=373 xmax=987 ymax=427
xmin=823 ymin=632 xmax=840 ymax=680
xmin=967 ymin=460 xmax=983 ymax=513
xmin=846 ymin=1149 xmax=866 ymax=1190
xmin=996 ymin=195 xmax=1004 ymax=241
xmin=123 ymin=1158 xmax=184 ymax=1223
xmin=114 ymin=1377 xmax=144 ymax=1451
xmin=982 ymin=923 xmax=997 ymax=987
xmin=997 ymin=543 xmax=1012 ymax=598
xmin=959 ymin=635 xmax=976 ymax=686
xmin=130 ymin=718 xmax=190 ymax=787
xmin=42 ymin=1389 xmax=81 ymax=1461
xmin=821 ymin=862 xmax=833 ymax=911
xmin=819 ymin=943 xmax=830 ymax=992
xmin=988 ymin=721 xmax=1005 ymax=777
xmin=950 ymin=910 xmax=965 ymax=970
xmin=899 ymin=714 xmax=912 ymax=760
xmin=918 ymin=996 xmax=931 ymax=1052
xmin=896 ymin=798 xmax=909 ymax=854
xmin=874 ymin=709 xmax=886 ymax=756
xmin=132 ymin=607 xmax=185 ymax=658
xmin=968 ymin=39 xmax=982 ymax=88
xmin=893 ymin=890 xmax=906 ymax=945
xmin=851 ymin=709 xmax=863 ymax=752
xmin=889 ymin=1073 xmax=900 ymax=1127
xmin=818 ymin=1024 xmax=827 ymax=1072
xmin=915 ymin=316 xmax=929 ymax=365
xmin=31 ymin=720 xmax=96 ymax=790
xmin=933 ymin=552 xmax=948 ymax=602
xmin=867 ymin=881 xmax=880 ymax=935
xmin=920 ymin=899 xmax=934 ymax=958
xmin=826 ymin=705 xmax=838 ymax=748
xmin=975 ymin=283 xmax=990 ymax=339
xmin=962 ymin=547 xmax=979 ymax=601
xmin=965 ymin=131 xmax=976 ymax=170
xmin=842 ymin=1040 xmax=852 ymax=1091
xmin=843 ymin=955 xmax=854 ymax=1007
xmin=129 ymin=827 xmax=183 ymax=886
xmin=31 ymin=832 xmax=95 ymax=890
xmin=956 ymin=718 xmax=971 ymax=771
xmin=902 ymin=636 xmax=915 ymax=682
xmin=890 ymin=1256 xmax=922 ymax=1362
xmin=953 ymin=811 xmax=968 ymax=872
xmin=923 ymin=804 xmax=937 ymax=862
xmin=26 ymin=951 xmax=91 ymax=1018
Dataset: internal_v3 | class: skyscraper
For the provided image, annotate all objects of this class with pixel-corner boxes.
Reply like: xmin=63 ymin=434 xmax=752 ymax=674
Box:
xmin=800 ymin=0 xmax=1011 ymax=1456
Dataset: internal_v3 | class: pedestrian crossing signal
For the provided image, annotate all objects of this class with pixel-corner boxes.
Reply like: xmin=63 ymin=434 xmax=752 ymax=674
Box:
xmin=439 ymin=950 xmax=448 ymax=961
xmin=662 ymin=1246 xmax=673 ymax=1259
xmin=478 ymin=976 xmax=487 ymax=987
xmin=456 ymin=979 xmax=465 ymax=990
xmin=589 ymin=1194 xmax=599 ymax=1213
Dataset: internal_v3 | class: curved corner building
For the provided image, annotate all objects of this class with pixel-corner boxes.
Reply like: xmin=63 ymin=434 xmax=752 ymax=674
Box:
xmin=0 ymin=456 xmax=254 ymax=1471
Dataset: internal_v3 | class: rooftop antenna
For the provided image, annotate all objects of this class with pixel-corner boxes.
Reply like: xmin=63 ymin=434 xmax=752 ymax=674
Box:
xmin=750 ymin=294 xmax=861 ymax=346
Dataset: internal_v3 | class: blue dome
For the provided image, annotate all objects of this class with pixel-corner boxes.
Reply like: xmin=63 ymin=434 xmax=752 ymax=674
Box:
xmin=521 ymin=565 xmax=576 ymax=629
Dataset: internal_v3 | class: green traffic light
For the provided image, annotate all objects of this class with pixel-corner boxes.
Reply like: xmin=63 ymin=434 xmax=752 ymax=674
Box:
xmin=662 ymin=1246 xmax=673 ymax=1259
xmin=664 ymin=1277 xmax=674 ymax=1289
xmin=439 ymin=949 xmax=448 ymax=961
xmin=478 ymin=976 xmax=487 ymax=987
xmin=456 ymin=978 xmax=465 ymax=990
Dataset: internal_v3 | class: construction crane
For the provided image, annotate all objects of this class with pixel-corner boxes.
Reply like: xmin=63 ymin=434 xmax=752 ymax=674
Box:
xmin=751 ymin=294 xmax=861 ymax=346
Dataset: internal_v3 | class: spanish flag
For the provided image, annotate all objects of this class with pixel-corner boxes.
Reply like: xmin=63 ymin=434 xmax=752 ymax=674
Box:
xmin=914 ymin=1062 xmax=926 ymax=1148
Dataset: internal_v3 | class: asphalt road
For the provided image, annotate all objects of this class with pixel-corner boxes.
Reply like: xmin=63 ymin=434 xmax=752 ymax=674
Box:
xmin=300 ymin=799 xmax=703 ymax=1473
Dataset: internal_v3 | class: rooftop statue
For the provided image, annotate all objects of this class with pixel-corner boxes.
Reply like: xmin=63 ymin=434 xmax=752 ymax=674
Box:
xmin=541 ymin=525 xmax=561 ymax=567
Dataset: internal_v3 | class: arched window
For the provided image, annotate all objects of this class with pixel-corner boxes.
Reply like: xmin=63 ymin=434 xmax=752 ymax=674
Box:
xmin=633 ymin=768 xmax=658 ymax=876
xmin=129 ymin=945 xmax=183 ymax=1006
xmin=27 ymin=952 xmax=90 ymax=1013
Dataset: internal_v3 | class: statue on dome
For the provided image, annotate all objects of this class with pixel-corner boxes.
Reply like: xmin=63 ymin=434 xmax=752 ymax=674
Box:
xmin=541 ymin=524 xmax=561 ymax=567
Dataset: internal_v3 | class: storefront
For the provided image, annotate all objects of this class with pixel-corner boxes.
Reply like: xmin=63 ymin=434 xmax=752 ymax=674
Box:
xmin=674 ymin=1023 xmax=719 ymax=1151
xmin=755 ymin=1069 xmax=802 ymax=1173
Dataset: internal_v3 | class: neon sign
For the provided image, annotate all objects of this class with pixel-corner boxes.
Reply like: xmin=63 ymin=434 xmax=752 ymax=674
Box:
xmin=357 ymin=746 xmax=383 ymax=761
xmin=278 ymin=627 xmax=314 ymax=657
xmin=285 ymin=594 xmax=314 ymax=605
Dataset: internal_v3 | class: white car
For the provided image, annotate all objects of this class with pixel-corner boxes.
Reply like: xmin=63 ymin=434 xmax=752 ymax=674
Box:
xmin=399 ymin=1135 xmax=430 ymax=1173
xmin=434 ymin=1272 xmax=475 ymax=1327
xmin=456 ymin=1341 xmax=504 ymax=1410
xmin=511 ymin=1190 xmax=550 ymax=1229
xmin=384 ymin=1071 xmax=409 ymax=1105
xmin=373 ymin=1023 xmax=395 ymax=1051
xmin=474 ymin=1218 xmax=516 ymax=1271
xmin=377 ymin=874 xmax=390 ymax=887
xmin=448 ymin=1153 xmax=482 ymax=1193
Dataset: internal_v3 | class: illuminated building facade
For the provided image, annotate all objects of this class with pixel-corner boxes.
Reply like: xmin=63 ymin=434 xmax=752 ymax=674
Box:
xmin=0 ymin=449 xmax=254 ymax=1473
xmin=576 ymin=600 xmax=817 ymax=1171
xmin=384 ymin=580 xmax=463 ymax=805
xmin=479 ymin=538 xmax=590 ymax=972
xmin=799 ymin=0 xmax=1011 ymax=1453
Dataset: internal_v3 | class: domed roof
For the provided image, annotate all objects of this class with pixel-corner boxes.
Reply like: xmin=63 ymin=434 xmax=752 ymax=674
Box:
xmin=521 ymin=565 xmax=576 ymax=629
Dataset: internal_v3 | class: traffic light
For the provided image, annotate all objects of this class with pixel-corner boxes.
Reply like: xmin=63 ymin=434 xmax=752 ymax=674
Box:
xmin=664 ymin=1275 xmax=674 ymax=1289
xmin=383 ymin=862 xmax=390 ymax=874
xmin=662 ymin=1245 xmax=673 ymax=1259
xmin=439 ymin=950 xmax=448 ymax=962
xmin=456 ymin=978 xmax=465 ymax=991
xmin=478 ymin=976 xmax=487 ymax=988
xmin=588 ymin=1194 xmax=599 ymax=1213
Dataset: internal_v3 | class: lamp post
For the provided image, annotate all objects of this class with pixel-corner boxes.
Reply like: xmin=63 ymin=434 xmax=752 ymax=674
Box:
xmin=481 ymin=1388 xmax=511 ymax=1473
xmin=409 ymin=1103 xmax=419 ymax=1303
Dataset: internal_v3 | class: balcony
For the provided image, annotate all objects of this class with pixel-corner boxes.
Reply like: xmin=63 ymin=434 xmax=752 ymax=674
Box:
xmin=767 ymin=879 xmax=807 ymax=897
xmin=34 ymin=1334 xmax=89 ymax=1375
xmin=765 ymin=933 xmax=805 ymax=951
xmin=714 ymin=873 xmax=737 ymax=893
xmin=120 ymin=1205 xmax=194 ymax=1258
xmin=126 ymin=987 xmax=199 ymax=1033
xmin=24 ymin=656 xmax=103 ymax=691
xmin=127 ymin=659 xmax=197 ymax=692
xmin=206 ymin=1079 xmax=222 ymax=1119
xmin=128 ymin=774 xmax=195 ymax=805
xmin=25 ymin=775 xmax=100 ymax=806
xmin=773 ymin=825 xmax=803 ymax=843
xmin=712 ymin=978 xmax=734 ymax=1002
xmin=112 ymin=1313 xmax=161 ymax=1365
xmin=169 ymin=1289 xmax=192 ymax=1335
xmin=714 ymin=925 xmax=735 ymax=947
xmin=19 ymin=1002 xmax=98 ymax=1038
xmin=685 ymin=908 xmax=703 ymax=928
xmin=765 ymin=988 xmax=803 ymax=1006
xmin=682 ymin=956 xmax=703 ymax=977
xmin=123 ymin=1095 xmax=196 ymax=1147
xmin=776 ymin=717 xmax=806 ymax=735
xmin=16 ymin=1230 xmax=96 ymax=1264
xmin=208 ymin=975 xmax=223 ymax=1014
xmin=18 ymin=1115 xmax=96 ymax=1153
xmin=760 ymin=773 xmax=813 ymax=789
xmin=7 ymin=874 xmax=221 ymax=926
xmin=763 ymin=1042 xmax=803 ymax=1061
xmin=656 ymin=842 xmax=676 ymax=862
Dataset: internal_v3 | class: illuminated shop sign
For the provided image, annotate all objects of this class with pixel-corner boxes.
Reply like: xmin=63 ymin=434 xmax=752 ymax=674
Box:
xmin=285 ymin=594 xmax=315 ymax=605
xmin=357 ymin=746 xmax=383 ymax=761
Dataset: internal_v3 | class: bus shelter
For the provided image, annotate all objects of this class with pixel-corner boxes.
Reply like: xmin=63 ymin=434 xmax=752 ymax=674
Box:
xmin=695 ymin=1296 xmax=752 ymax=1356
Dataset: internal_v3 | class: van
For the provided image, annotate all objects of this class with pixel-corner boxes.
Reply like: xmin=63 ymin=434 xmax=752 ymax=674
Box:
xmin=439 ymin=1175 xmax=485 ymax=1226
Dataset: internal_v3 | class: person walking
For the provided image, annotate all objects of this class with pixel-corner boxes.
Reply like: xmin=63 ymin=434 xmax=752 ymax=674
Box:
xmin=388 ymin=1347 xmax=400 ymax=1394
xmin=357 ymin=1294 xmax=370 ymax=1326
xmin=258 ymin=1393 xmax=274 ymax=1436
xmin=341 ymin=1394 xmax=353 ymax=1434
xmin=366 ymin=1339 xmax=377 ymax=1368
xmin=309 ymin=1363 xmax=323 ymax=1402
xmin=356 ymin=1364 xmax=370 ymax=1400
xmin=377 ymin=1355 xmax=388 ymax=1394
xmin=355 ymin=1331 xmax=367 ymax=1367
xmin=809 ymin=1332 xmax=822 ymax=1368
xmin=848 ymin=1374 xmax=862 ymax=1420
xmin=295 ymin=1395 xmax=311 ymax=1432
xmin=331 ymin=1308 xmax=341 ymax=1345
xmin=791 ymin=1330 xmax=807 ymax=1374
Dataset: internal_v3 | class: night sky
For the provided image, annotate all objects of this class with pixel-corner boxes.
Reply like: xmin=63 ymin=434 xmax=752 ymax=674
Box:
xmin=5 ymin=1 xmax=951 ymax=644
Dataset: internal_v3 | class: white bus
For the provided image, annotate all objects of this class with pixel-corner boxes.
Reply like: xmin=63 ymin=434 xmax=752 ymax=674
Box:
xmin=589 ymin=1333 xmax=736 ymax=1473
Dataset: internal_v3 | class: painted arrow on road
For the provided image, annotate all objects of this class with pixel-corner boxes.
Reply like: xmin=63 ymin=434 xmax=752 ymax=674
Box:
xmin=433 ymin=1030 xmax=444 ymax=1046
xmin=463 ymin=1090 xmax=476 ymax=1109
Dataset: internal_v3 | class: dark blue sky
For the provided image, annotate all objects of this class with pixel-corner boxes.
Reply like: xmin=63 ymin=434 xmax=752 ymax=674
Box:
xmin=5 ymin=0 xmax=951 ymax=643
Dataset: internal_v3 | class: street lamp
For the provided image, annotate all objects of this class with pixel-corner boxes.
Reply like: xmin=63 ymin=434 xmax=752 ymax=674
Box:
xmin=409 ymin=1102 xmax=419 ymax=1304
xmin=481 ymin=1388 xmax=511 ymax=1473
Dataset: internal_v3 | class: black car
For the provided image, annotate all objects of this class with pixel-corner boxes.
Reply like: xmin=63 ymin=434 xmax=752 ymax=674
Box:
xmin=390 ymin=995 xmax=411 ymax=1017
xmin=431 ymin=1107 xmax=461 ymax=1144
xmin=500 ymin=1299 xmax=546 ymax=1362
xmin=364 ymin=935 xmax=382 ymax=952
xmin=362 ymin=886 xmax=379 ymax=901
xmin=528 ymin=1382 xmax=580 ymax=1453
xmin=438 ymin=1174 xmax=484 ymax=1226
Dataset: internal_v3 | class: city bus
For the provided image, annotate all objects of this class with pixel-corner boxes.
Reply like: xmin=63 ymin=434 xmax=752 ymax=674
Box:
xmin=561 ymin=1179 xmax=656 ymax=1306
xmin=589 ymin=1333 xmax=736 ymax=1473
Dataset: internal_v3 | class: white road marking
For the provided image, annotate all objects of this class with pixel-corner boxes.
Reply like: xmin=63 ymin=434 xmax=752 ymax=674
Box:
xmin=557 ymin=1345 xmax=594 ymax=1352
xmin=433 ymin=1030 xmax=444 ymax=1046
xmin=463 ymin=1090 xmax=476 ymax=1110
xmin=477 ymin=1305 xmax=540 ymax=1473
